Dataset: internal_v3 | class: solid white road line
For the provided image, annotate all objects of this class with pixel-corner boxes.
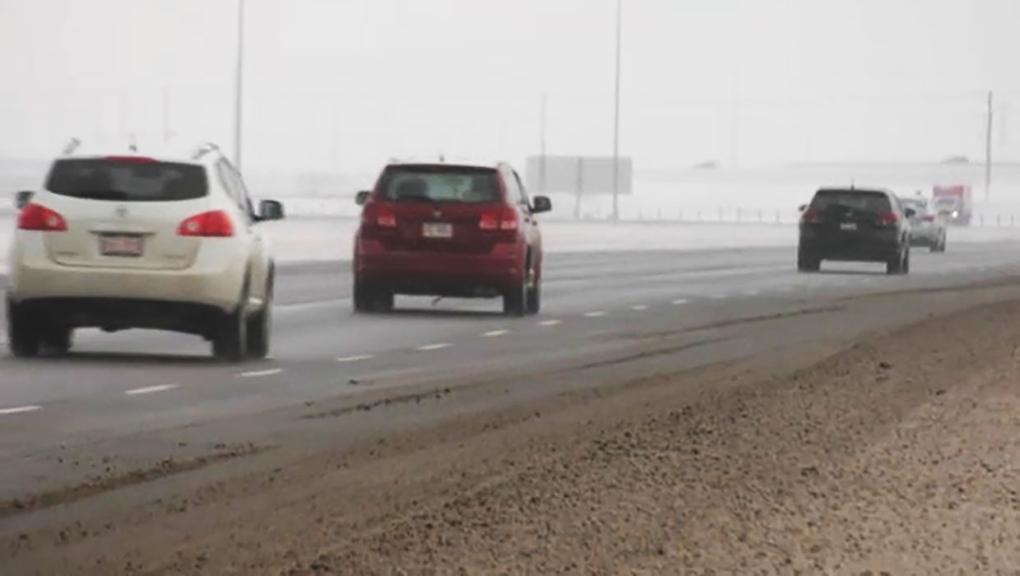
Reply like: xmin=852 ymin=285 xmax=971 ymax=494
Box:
xmin=337 ymin=354 xmax=373 ymax=363
xmin=239 ymin=368 xmax=283 ymax=378
xmin=483 ymin=330 xmax=510 ymax=337
xmin=671 ymin=298 xmax=690 ymax=306
xmin=0 ymin=405 xmax=43 ymax=416
xmin=125 ymin=384 xmax=179 ymax=396
xmin=583 ymin=311 xmax=607 ymax=318
xmin=417 ymin=343 xmax=451 ymax=351
xmin=538 ymin=319 xmax=562 ymax=327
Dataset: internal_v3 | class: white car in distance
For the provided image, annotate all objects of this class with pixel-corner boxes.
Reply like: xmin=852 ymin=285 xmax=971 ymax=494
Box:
xmin=6 ymin=140 xmax=284 ymax=362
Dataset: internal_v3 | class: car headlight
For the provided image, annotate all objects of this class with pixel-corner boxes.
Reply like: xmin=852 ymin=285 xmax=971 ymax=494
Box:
xmin=952 ymin=210 xmax=959 ymax=218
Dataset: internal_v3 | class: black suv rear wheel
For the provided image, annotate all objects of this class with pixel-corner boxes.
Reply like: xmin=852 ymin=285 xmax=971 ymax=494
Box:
xmin=797 ymin=248 xmax=821 ymax=272
xmin=886 ymin=246 xmax=910 ymax=275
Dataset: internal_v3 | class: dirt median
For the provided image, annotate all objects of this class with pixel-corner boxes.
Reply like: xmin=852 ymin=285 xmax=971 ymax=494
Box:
xmin=117 ymin=298 xmax=1019 ymax=575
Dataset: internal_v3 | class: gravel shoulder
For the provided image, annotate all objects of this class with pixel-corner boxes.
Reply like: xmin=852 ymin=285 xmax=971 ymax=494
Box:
xmin=272 ymin=297 xmax=1020 ymax=575
xmin=5 ymin=288 xmax=1020 ymax=575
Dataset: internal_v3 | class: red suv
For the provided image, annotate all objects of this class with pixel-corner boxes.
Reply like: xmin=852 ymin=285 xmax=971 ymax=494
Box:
xmin=353 ymin=160 xmax=552 ymax=316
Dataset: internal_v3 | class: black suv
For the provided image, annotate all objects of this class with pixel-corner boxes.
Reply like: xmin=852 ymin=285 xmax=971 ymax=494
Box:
xmin=797 ymin=187 xmax=915 ymax=275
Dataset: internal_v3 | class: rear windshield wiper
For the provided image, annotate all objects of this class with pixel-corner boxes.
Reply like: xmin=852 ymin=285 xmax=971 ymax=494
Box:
xmin=68 ymin=189 xmax=130 ymax=201
xmin=391 ymin=194 xmax=436 ymax=203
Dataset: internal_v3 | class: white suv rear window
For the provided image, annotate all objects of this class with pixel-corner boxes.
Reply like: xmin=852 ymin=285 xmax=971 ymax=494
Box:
xmin=45 ymin=158 xmax=208 ymax=202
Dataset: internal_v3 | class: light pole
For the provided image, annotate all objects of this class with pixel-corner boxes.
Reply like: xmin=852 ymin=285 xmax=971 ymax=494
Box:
xmin=539 ymin=91 xmax=548 ymax=195
xmin=984 ymin=90 xmax=993 ymax=201
xmin=233 ymin=0 xmax=246 ymax=171
xmin=611 ymin=0 xmax=622 ymax=223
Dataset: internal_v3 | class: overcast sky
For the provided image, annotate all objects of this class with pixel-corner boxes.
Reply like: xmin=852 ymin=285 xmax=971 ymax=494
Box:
xmin=1 ymin=0 xmax=1019 ymax=172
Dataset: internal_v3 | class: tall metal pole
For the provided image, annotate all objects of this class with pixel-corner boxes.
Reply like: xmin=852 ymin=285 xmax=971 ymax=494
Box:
xmin=233 ymin=0 xmax=246 ymax=171
xmin=611 ymin=0 xmax=622 ymax=223
xmin=984 ymin=90 xmax=993 ymax=201
xmin=539 ymin=91 xmax=548 ymax=195
xmin=162 ymin=86 xmax=171 ymax=144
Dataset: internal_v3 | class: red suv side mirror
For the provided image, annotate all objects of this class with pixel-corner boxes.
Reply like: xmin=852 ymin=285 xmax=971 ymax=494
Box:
xmin=531 ymin=196 xmax=552 ymax=214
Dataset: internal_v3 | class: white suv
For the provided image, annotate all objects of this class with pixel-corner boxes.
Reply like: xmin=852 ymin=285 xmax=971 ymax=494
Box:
xmin=5 ymin=139 xmax=283 ymax=362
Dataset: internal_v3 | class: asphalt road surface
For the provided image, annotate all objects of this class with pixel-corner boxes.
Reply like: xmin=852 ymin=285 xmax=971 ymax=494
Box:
xmin=1 ymin=239 xmax=1020 ymax=574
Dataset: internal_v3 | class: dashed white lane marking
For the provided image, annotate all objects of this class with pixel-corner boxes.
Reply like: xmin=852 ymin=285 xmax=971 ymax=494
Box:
xmin=583 ymin=311 xmax=607 ymax=318
xmin=337 ymin=354 xmax=373 ymax=363
xmin=483 ymin=330 xmax=510 ymax=337
xmin=631 ymin=304 xmax=649 ymax=311
xmin=0 ymin=405 xmax=42 ymax=416
xmin=125 ymin=384 xmax=179 ymax=396
xmin=239 ymin=368 xmax=283 ymax=378
xmin=538 ymin=319 xmax=562 ymax=327
xmin=671 ymin=298 xmax=689 ymax=306
xmin=417 ymin=343 xmax=451 ymax=351
xmin=275 ymin=299 xmax=349 ymax=313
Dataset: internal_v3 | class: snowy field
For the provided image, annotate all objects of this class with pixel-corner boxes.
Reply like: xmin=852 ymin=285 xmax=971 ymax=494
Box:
xmin=2 ymin=217 xmax=1019 ymax=274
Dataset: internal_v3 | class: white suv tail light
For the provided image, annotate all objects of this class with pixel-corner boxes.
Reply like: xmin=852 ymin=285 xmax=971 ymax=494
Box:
xmin=18 ymin=203 xmax=68 ymax=232
xmin=177 ymin=210 xmax=235 ymax=237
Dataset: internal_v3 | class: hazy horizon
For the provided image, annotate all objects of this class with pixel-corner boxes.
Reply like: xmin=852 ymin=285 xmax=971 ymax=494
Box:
xmin=2 ymin=0 xmax=1019 ymax=173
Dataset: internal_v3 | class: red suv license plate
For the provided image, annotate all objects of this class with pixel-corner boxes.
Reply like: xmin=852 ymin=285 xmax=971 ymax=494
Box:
xmin=422 ymin=222 xmax=453 ymax=239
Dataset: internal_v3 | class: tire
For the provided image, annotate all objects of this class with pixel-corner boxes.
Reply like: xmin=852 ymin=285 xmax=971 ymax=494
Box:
xmin=797 ymin=249 xmax=820 ymax=272
xmin=353 ymin=279 xmax=394 ymax=314
xmin=526 ymin=280 xmax=541 ymax=315
xmin=353 ymin=278 xmax=372 ymax=313
xmin=213 ymin=285 xmax=248 ymax=362
xmin=246 ymin=275 xmax=274 ymax=360
xmin=886 ymin=246 xmax=908 ymax=275
xmin=503 ymin=276 xmax=528 ymax=317
xmin=7 ymin=300 xmax=39 ymax=358
xmin=41 ymin=327 xmax=73 ymax=357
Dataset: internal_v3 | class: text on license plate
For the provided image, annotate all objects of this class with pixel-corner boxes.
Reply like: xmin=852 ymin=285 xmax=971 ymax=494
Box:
xmin=840 ymin=222 xmax=857 ymax=230
xmin=99 ymin=235 xmax=144 ymax=257
xmin=422 ymin=222 xmax=453 ymax=239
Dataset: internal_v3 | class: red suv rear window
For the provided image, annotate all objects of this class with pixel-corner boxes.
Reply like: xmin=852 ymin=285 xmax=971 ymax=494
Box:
xmin=376 ymin=165 xmax=501 ymax=204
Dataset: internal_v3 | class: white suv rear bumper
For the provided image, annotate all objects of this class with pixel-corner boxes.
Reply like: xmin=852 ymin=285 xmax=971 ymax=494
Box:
xmin=7 ymin=233 xmax=247 ymax=312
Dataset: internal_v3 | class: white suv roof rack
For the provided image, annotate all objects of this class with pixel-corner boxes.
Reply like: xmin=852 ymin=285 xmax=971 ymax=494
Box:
xmin=54 ymin=137 xmax=225 ymax=165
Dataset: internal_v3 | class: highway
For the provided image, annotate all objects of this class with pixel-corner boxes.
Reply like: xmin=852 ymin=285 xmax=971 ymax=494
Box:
xmin=1 ymin=237 xmax=1020 ymax=574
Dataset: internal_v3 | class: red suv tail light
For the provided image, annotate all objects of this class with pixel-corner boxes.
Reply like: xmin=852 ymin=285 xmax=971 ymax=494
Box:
xmin=177 ymin=210 xmax=235 ymax=237
xmin=18 ymin=203 xmax=68 ymax=232
xmin=922 ymin=214 xmax=935 ymax=222
xmin=361 ymin=202 xmax=397 ymax=228
xmin=376 ymin=206 xmax=396 ymax=228
xmin=480 ymin=207 xmax=518 ymax=231
xmin=800 ymin=208 xmax=821 ymax=223
xmin=877 ymin=212 xmax=899 ymax=227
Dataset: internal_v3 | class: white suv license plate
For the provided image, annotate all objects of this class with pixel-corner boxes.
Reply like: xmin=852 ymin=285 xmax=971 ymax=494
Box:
xmin=422 ymin=222 xmax=453 ymax=239
xmin=99 ymin=235 xmax=144 ymax=257
xmin=840 ymin=222 xmax=857 ymax=231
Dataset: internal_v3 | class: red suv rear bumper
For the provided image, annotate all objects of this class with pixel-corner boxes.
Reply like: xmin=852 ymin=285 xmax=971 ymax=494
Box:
xmin=354 ymin=240 xmax=525 ymax=297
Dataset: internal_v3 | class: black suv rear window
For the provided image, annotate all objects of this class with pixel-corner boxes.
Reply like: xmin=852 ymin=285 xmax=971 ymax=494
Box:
xmin=45 ymin=158 xmax=208 ymax=202
xmin=810 ymin=189 xmax=891 ymax=214
xmin=376 ymin=165 xmax=501 ymax=204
